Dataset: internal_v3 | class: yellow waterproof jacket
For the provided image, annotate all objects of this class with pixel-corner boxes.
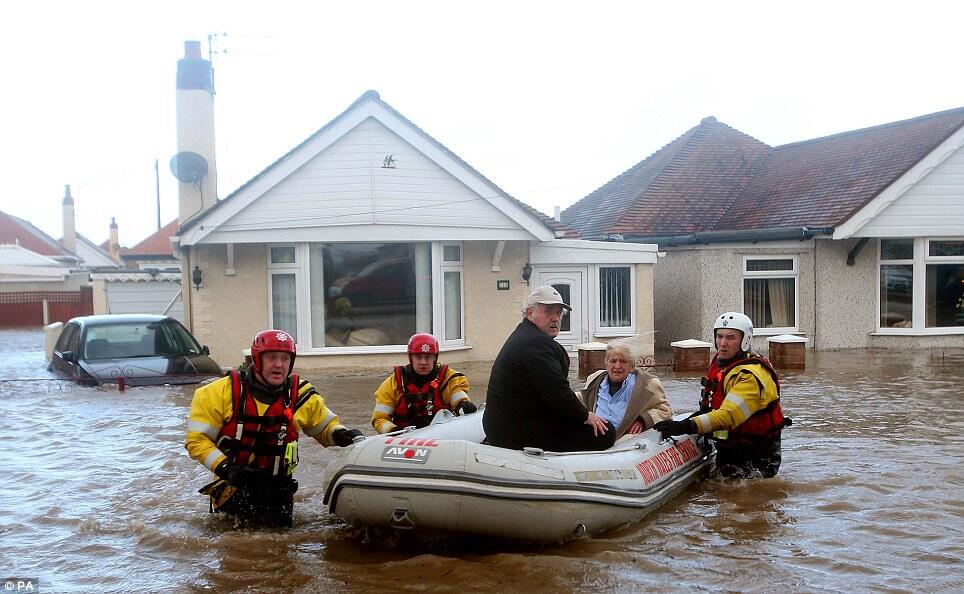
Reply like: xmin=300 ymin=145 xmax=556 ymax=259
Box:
xmin=185 ymin=374 xmax=345 ymax=473
xmin=691 ymin=362 xmax=780 ymax=435
xmin=371 ymin=365 xmax=471 ymax=434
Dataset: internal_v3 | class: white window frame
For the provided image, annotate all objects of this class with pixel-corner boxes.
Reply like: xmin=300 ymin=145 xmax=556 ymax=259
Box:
xmin=742 ymin=256 xmax=799 ymax=335
xmin=266 ymin=243 xmax=308 ymax=342
xmin=877 ymin=237 xmax=964 ymax=335
xmin=592 ymin=264 xmax=636 ymax=337
xmin=437 ymin=241 xmax=465 ymax=347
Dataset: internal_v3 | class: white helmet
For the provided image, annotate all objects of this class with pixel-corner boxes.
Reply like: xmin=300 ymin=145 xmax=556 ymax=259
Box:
xmin=714 ymin=312 xmax=753 ymax=352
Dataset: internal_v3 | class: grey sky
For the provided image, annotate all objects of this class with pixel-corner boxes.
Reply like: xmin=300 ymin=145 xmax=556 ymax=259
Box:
xmin=2 ymin=0 xmax=961 ymax=247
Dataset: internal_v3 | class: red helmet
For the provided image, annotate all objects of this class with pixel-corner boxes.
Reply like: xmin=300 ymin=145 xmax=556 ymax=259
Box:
xmin=407 ymin=333 xmax=439 ymax=358
xmin=251 ymin=329 xmax=296 ymax=377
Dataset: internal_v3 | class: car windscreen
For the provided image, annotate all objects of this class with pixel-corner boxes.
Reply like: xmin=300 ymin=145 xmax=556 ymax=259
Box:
xmin=83 ymin=322 xmax=203 ymax=360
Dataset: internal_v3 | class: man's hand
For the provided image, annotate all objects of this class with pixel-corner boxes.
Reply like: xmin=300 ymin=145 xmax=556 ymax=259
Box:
xmin=455 ymin=400 xmax=477 ymax=415
xmin=626 ymin=419 xmax=645 ymax=435
xmin=585 ymin=412 xmax=610 ymax=436
xmin=653 ymin=419 xmax=696 ymax=439
xmin=214 ymin=460 xmax=260 ymax=488
xmin=333 ymin=427 xmax=364 ymax=447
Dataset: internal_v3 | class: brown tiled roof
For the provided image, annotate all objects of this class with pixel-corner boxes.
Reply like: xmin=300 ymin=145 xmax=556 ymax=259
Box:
xmin=0 ymin=210 xmax=74 ymax=258
xmin=720 ymin=106 xmax=964 ymax=230
xmin=561 ymin=118 xmax=770 ymax=238
xmin=563 ymin=106 xmax=964 ymax=239
xmin=126 ymin=219 xmax=177 ymax=256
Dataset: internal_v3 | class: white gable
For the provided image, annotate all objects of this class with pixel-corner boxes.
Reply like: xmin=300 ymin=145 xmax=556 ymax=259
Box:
xmin=0 ymin=244 xmax=66 ymax=281
xmin=852 ymin=142 xmax=964 ymax=237
xmin=207 ymin=118 xmax=530 ymax=243
xmin=182 ymin=95 xmax=555 ymax=245
xmin=76 ymin=237 xmax=120 ymax=269
xmin=835 ymin=124 xmax=964 ymax=239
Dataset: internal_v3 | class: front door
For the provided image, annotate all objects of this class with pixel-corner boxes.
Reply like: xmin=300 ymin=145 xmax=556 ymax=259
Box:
xmin=536 ymin=269 xmax=586 ymax=349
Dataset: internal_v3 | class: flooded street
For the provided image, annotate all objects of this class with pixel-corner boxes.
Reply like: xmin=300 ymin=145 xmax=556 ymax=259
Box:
xmin=1 ymin=328 xmax=962 ymax=593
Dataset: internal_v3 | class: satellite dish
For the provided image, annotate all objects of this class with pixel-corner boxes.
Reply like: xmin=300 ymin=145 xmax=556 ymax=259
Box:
xmin=169 ymin=151 xmax=209 ymax=183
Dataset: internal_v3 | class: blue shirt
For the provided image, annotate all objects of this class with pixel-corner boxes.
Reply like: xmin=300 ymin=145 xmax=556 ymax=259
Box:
xmin=595 ymin=372 xmax=636 ymax=428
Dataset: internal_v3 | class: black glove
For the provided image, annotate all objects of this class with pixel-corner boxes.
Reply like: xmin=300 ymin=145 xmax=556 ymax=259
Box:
xmin=333 ymin=427 xmax=363 ymax=447
xmin=214 ymin=459 xmax=260 ymax=488
xmin=654 ymin=419 xmax=696 ymax=439
xmin=456 ymin=400 xmax=477 ymax=415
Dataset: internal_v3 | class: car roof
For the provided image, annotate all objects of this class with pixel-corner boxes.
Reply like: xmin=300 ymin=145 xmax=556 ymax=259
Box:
xmin=67 ymin=314 xmax=176 ymax=327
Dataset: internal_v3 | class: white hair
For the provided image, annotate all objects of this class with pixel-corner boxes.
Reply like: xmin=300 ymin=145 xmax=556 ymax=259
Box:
xmin=606 ymin=338 xmax=640 ymax=364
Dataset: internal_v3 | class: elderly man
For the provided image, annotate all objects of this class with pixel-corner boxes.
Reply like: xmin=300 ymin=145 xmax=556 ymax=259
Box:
xmin=483 ymin=286 xmax=615 ymax=451
xmin=581 ymin=339 xmax=673 ymax=439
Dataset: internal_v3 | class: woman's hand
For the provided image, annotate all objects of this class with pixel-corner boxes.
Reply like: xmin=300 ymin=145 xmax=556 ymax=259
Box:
xmin=585 ymin=412 xmax=610 ymax=436
xmin=627 ymin=419 xmax=644 ymax=434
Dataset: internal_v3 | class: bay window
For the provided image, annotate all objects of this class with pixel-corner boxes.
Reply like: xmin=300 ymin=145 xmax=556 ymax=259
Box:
xmin=878 ymin=238 xmax=964 ymax=331
xmin=268 ymin=241 xmax=463 ymax=350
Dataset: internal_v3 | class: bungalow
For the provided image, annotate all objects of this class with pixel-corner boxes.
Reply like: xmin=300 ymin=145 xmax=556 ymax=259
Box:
xmin=171 ymin=41 xmax=657 ymax=369
xmin=561 ymin=109 xmax=964 ymax=350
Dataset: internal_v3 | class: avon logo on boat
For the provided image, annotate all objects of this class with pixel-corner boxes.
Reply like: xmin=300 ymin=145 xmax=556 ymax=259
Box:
xmin=382 ymin=446 xmax=432 ymax=464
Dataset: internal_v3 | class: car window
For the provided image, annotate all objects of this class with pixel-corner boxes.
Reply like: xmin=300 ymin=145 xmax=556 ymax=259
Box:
xmin=84 ymin=323 xmax=157 ymax=359
xmin=56 ymin=323 xmax=80 ymax=352
xmin=158 ymin=322 xmax=202 ymax=356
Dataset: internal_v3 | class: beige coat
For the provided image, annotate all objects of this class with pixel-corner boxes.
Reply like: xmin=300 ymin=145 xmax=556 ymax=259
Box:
xmin=581 ymin=368 xmax=674 ymax=437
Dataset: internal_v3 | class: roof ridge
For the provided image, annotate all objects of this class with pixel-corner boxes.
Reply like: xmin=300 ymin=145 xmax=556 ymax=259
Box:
xmin=616 ymin=119 xmax=770 ymax=231
xmin=775 ymin=105 xmax=964 ymax=150
xmin=564 ymin=122 xmax=706 ymax=236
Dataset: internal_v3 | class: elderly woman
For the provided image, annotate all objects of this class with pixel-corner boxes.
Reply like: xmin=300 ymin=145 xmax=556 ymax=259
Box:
xmin=581 ymin=339 xmax=673 ymax=438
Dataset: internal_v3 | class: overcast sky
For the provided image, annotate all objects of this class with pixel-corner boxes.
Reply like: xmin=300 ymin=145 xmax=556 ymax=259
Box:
xmin=2 ymin=1 xmax=962 ymax=247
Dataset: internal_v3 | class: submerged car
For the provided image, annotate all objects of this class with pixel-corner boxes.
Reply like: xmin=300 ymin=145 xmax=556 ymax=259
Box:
xmin=49 ymin=314 xmax=222 ymax=386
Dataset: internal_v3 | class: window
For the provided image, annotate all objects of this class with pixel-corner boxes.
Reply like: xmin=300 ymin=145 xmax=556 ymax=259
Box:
xmin=553 ymin=283 xmax=572 ymax=333
xmin=878 ymin=238 xmax=964 ymax=331
xmin=926 ymin=240 xmax=964 ymax=328
xmin=599 ymin=267 xmax=631 ymax=328
xmin=56 ymin=322 xmax=80 ymax=353
xmin=270 ymin=273 xmax=298 ymax=340
xmin=440 ymin=243 xmax=463 ymax=343
xmin=880 ymin=239 xmax=913 ymax=328
xmin=443 ymin=271 xmax=462 ymax=340
xmin=270 ymin=241 xmax=463 ymax=350
xmin=743 ymin=257 xmax=797 ymax=332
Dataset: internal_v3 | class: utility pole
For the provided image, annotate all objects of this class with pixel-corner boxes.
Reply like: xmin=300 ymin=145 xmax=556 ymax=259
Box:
xmin=154 ymin=159 xmax=161 ymax=230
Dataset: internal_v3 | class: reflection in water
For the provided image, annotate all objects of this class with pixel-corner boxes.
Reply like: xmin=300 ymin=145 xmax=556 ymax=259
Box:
xmin=1 ymin=330 xmax=962 ymax=593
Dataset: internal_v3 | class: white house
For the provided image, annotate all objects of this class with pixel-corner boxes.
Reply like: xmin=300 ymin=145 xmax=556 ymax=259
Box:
xmin=170 ymin=41 xmax=658 ymax=369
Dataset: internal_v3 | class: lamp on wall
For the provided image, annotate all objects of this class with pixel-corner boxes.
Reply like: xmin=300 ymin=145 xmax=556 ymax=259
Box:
xmin=521 ymin=262 xmax=533 ymax=285
xmin=192 ymin=266 xmax=202 ymax=290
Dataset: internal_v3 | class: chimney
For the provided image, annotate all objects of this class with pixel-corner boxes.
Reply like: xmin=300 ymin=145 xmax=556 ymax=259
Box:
xmin=62 ymin=184 xmax=76 ymax=253
xmin=176 ymin=40 xmax=218 ymax=225
xmin=109 ymin=217 xmax=120 ymax=262
xmin=553 ymin=205 xmax=561 ymax=222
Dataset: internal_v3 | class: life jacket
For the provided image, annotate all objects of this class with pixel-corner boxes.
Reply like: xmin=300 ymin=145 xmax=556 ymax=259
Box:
xmin=393 ymin=364 xmax=459 ymax=429
xmin=215 ymin=370 xmax=302 ymax=477
xmin=699 ymin=353 xmax=791 ymax=445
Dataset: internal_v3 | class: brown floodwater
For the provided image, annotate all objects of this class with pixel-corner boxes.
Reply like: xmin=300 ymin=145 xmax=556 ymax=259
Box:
xmin=1 ymin=329 xmax=962 ymax=593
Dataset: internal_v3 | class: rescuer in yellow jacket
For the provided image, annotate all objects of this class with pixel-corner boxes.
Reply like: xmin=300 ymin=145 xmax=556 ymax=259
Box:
xmin=655 ymin=312 xmax=790 ymax=478
xmin=186 ymin=329 xmax=363 ymax=527
xmin=371 ymin=333 xmax=475 ymax=434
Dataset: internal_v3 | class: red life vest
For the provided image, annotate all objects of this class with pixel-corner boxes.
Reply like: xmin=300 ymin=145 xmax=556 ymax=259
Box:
xmin=700 ymin=353 xmax=790 ymax=445
xmin=215 ymin=370 xmax=301 ymax=476
xmin=393 ymin=364 xmax=457 ymax=429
